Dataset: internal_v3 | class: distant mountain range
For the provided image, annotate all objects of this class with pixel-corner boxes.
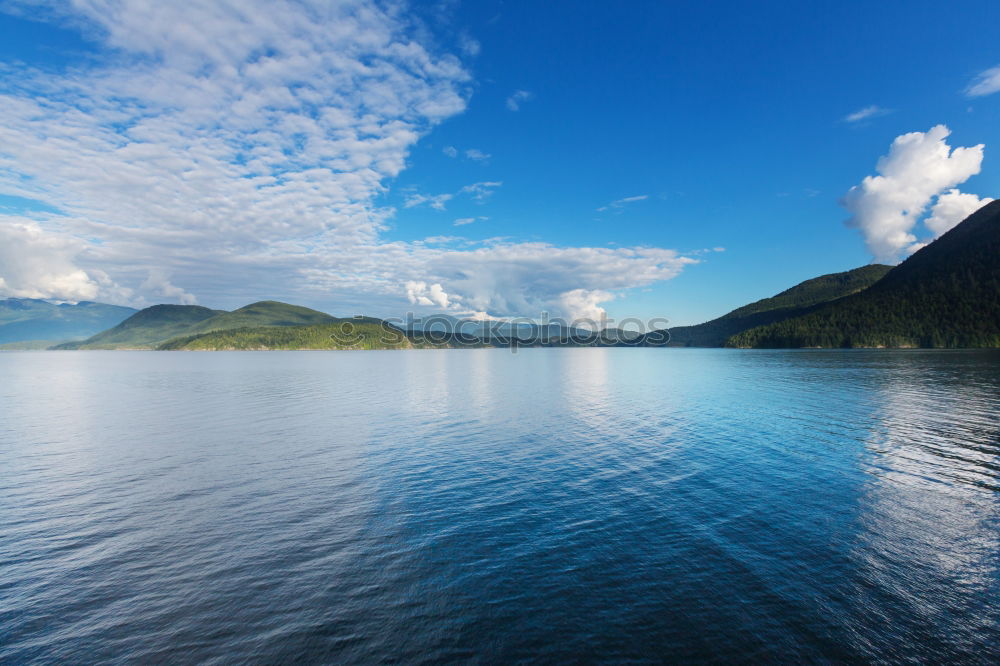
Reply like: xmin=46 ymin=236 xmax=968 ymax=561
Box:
xmin=6 ymin=200 xmax=999 ymax=351
xmin=0 ymin=299 xmax=136 ymax=347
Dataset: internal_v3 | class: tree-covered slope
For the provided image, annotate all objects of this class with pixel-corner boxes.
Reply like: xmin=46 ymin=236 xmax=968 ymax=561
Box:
xmin=728 ymin=200 xmax=1000 ymax=348
xmin=183 ymin=301 xmax=336 ymax=336
xmin=647 ymin=264 xmax=893 ymax=347
xmin=54 ymin=304 xmax=223 ymax=349
xmin=0 ymin=298 xmax=136 ymax=344
xmin=54 ymin=300 xmax=339 ymax=349
xmin=158 ymin=319 xmax=413 ymax=350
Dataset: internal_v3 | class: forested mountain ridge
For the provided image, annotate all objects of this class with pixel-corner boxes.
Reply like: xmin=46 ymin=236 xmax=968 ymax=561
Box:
xmin=54 ymin=304 xmax=224 ymax=349
xmin=54 ymin=301 xmax=336 ymax=349
xmin=648 ymin=264 xmax=892 ymax=347
xmin=728 ymin=200 xmax=1000 ymax=348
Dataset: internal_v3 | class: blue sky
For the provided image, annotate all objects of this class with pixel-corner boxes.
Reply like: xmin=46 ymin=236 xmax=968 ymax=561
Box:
xmin=0 ymin=1 xmax=997 ymax=325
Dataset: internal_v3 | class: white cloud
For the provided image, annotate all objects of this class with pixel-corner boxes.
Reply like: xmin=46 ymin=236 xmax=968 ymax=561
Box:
xmin=464 ymin=148 xmax=490 ymax=161
xmin=404 ymin=192 xmax=453 ymax=211
xmin=966 ymin=65 xmax=1000 ymax=97
xmin=0 ymin=219 xmax=102 ymax=301
xmin=505 ymin=89 xmax=532 ymax=111
xmin=442 ymin=146 xmax=489 ymax=161
xmin=597 ymin=194 xmax=647 ymax=212
xmin=0 ymin=1 xmax=697 ymax=317
xmin=453 ymin=216 xmax=487 ymax=226
xmin=924 ymin=189 xmax=993 ymax=237
xmin=559 ymin=289 xmax=614 ymax=325
xmin=843 ymin=125 xmax=986 ymax=263
xmin=459 ymin=34 xmax=480 ymax=57
xmin=395 ymin=243 xmax=696 ymax=320
xmin=0 ymin=0 xmax=470 ymax=304
xmin=140 ymin=269 xmax=197 ymax=305
xmin=405 ymin=280 xmax=450 ymax=308
xmin=405 ymin=181 xmax=499 ymax=210
xmin=844 ymin=105 xmax=891 ymax=123
xmin=459 ymin=181 xmax=502 ymax=202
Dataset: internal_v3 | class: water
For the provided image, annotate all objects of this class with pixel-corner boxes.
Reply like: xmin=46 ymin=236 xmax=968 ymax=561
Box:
xmin=1 ymin=349 xmax=999 ymax=663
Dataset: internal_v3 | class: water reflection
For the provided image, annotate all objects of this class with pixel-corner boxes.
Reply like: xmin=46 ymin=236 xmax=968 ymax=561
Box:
xmin=2 ymin=349 xmax=1000 ymax=662
xmin=848 ymin=352 xmax=1000 ymax=658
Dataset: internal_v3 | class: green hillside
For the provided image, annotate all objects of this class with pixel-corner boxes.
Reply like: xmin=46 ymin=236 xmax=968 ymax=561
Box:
xmin=0 ymin=298 xmax=136 ymax=344
xmin=54 ymin=304 xmax=223 ymax=349
xmin=159 ymin=319 xmax=413 ymax=350
xmin=54 ymin=300 xmax=338 ymax=349
xmin=646 ymin=264 xmax=892 ymax=347
xmin=184 ymin=301 xmax=336 ymax=335
xmin=728 ymin=200 xmax=1000 ymax=348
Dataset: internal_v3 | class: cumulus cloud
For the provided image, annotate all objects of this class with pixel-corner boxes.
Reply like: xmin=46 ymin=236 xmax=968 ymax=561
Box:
xmin=442 ymin=145 xmax=458 ymax=158
xmin=505 ymin=90 xmax=532 ymax=111
xmin=966 ymin=65 xmax=1000 ymax=97
xmin=0 ymin=1 xmax=697 ymax=317
xmin=843 ymin=125 xmax=986 ymax=263
xmin=0 ymin=219 xmax=102 ymax=301
xmin=559 ymin=289 xmax=615 ymax=325
xmin=405 ymin=280 xmax=450 ymax=308
xmin=843 ymin=105 xmax=891 ymax=123
xmin=924 ymin=189 xmax=994 ymax=237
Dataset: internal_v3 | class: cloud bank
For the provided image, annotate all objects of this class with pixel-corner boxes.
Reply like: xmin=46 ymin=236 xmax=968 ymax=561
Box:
xmin=843 ymin=125 xmax=989 ymax=263
xmin=0 ymin=0 xmax=696 ymax=320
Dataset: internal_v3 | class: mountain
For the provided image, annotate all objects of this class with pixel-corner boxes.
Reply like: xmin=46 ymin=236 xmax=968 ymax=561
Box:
xmin=0 ymin=298 xmax=137 ymax=344
xmin=158 ymin=318 xmax=412 ymax=350
xmin=160 ymin=321 xmax=646 ymax=351
xmin=54 ymin=304 xmax=224 ymax=349
xmin=728 ymin=200 xmax=1000 ymax=348
xmin=183 ymin=301 xmax=337 ymax=336
xmin=646 ymin=264 xmax=893 ymax=347
xmin=55 ymin=300 xmax=338 ymax=349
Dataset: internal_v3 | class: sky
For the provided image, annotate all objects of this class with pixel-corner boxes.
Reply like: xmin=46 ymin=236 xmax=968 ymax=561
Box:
xmin=0 ymin=0 xmax=998 ymax=326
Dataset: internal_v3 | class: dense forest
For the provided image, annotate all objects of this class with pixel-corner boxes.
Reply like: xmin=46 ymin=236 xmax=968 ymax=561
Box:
xmin=657 ymin=264 xmax=892 ymax=347
xmin=159 ymin=320 xmax=415 ymax=350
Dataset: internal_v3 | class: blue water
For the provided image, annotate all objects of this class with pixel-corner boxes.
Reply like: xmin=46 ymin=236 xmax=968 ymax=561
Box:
xmin=2 ymin=349 xmax=999 ymax=663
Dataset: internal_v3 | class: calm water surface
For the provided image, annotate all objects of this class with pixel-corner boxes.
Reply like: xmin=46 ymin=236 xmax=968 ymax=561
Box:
xmin=2 ymin=349 xmax=999 ymax=663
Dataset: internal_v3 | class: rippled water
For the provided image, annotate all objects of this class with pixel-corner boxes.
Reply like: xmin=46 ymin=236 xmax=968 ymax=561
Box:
xmin=2 ymin=349 xmax=999 ymax=663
